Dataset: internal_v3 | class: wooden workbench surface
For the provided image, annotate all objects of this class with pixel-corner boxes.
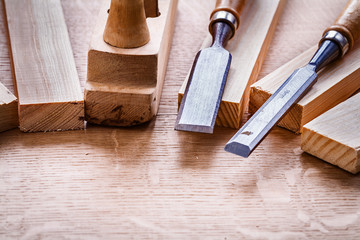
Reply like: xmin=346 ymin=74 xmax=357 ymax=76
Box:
xmin=1 ymin=0 xmax=359 ymax=239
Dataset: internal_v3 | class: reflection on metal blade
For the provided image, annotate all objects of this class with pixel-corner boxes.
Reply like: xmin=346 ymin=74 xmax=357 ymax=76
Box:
xmin=175 ymin=47 xmax=231 ymax=133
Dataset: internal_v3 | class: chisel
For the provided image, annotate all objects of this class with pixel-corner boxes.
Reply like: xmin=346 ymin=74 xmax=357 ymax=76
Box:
xmin=175 ymin=0 xmax=247 ymax=134
xmin=225 ymin=0 xmax=360 ymax=157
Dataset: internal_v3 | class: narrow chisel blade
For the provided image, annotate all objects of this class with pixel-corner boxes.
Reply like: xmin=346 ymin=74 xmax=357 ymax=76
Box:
xmin=225 ymin=64 xmax=318 ymax=157
xmin=175 ymin=47 xmax=231 ymax=133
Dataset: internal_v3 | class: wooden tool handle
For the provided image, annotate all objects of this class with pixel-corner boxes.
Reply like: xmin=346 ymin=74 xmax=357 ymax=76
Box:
xmin=144 ymin=0 xmax=159 ymax=17
xmin=211 ymin=0 xmax=247 ymax=29
xmin=103 ymin=0 xmax=150 ymax=48
xmin=326 ymin=0 xmax=360 ymax=49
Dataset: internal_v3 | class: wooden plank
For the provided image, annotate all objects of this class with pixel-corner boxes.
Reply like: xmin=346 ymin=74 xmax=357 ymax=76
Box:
xmin=3 ymin=0 xmax=84 ymax=132
xmin=0 ymin=81 xmax=17 ymax=132
xmin=250 ymin=44 xmax=360 ymax=133
xmin=178 ymin=0 xmax=286 ymax=129
xmin=301 ymin=93 xmax=360 ymax=174
xmin=85 ymin=0 xmax=178 ymax=126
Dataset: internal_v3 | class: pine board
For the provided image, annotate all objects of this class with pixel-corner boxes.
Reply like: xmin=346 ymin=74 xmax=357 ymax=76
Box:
xmin=3 ymin=0 xmax=84 ymax=132
xmin=301 ymin=93 xmax=360 ymax=174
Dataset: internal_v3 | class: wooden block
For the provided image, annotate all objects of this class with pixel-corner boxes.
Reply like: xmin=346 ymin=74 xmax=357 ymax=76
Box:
xmin=250 ymin=44 xmax=360 ymax=134
xmin=3 ymin=0 xmax=84 ymax=132
xmin=85 ymin=0 xmax=178 ymax=126
xmin=0 ymin=81 xmax=18 ymax=132
xmin=301 ymin=93 xmax=360 ymax=174
xmin=178 ymin=0 xmax=286 ymax=129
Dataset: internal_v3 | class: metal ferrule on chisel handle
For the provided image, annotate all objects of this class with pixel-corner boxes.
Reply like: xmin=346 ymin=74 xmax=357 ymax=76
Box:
xmin=209 ymin=11 xmax=238 ymax=38
xmin=320 ymin=30 xmax=350 ymax=57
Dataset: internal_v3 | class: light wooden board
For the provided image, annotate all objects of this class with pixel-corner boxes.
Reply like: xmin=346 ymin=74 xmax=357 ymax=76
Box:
xmin=3 ymin=0 xmax=84 ymax=132
xmin=301 ymin=93 xmax=360 ymax=174
xmin=178 ymin=0 xmax=286 ymax=129
xmin=250 ymin=44 xmax=360 ymax=133
xmin=0 ymin=81 xmax=17 ymax=132
xmin=2 ymin=0 xmax=360 ymax=239
xmin=85 ymin=0 xmax=178 ymax=126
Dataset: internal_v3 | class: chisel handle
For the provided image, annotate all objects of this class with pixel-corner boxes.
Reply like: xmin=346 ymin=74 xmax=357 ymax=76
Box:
xmin=209 ymin=0 xmax=247 ymax=37
xmin=324 ymin=0 xmax=360 ymax=50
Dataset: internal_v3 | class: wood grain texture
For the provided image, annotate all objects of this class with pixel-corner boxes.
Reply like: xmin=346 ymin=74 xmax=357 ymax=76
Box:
xmin=85 ymin=0 xmax=177 ymax=126
xmin=301 ymin=93 xmax=360 ymax=174
xmin=3 ymin=0 xmax=84 ymax=132
xmin=250 ymin=43 xmax=360 ymax=134
xmin=179 ymin=0 xmax=286 ymax=129
xmin=0 ymin=81 xmax=17 ymax=132
xmin=2 ymin=0 xmax=360 ymax=239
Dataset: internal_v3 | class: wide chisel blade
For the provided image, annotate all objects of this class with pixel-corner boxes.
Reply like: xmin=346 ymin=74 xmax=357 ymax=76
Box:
xmin=175 ymin=47 xmax=231 ymax=133
xmin=175 ymin=0 xmax=247 ymax=134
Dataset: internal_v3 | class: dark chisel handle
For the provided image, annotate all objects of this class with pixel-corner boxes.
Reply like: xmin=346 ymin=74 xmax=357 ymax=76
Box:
xmin=209 ymin=0 xmax=247 ymax=38
xmin=323 ymin=0 xmax=360 ymax=51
